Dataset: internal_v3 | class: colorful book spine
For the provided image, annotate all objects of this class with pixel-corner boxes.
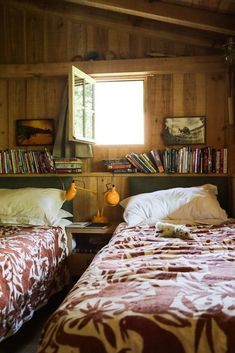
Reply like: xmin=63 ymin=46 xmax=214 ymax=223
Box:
xmin=112 ymin=168 xmax=138 ymax=173
xmin=150 ymin=149 xmax=164 ymax=173
xmin=55 ymin=168 xmax=82 ymax=174
xmin=55 ymin=163 xmax=83 ymax=169
xmin=129 ymin=152 xmax=150 ymax=173
xmin=106 ymin=163 xmax=132 ymax=170
xmin=125 ymin=154 xmax=145 ymax=172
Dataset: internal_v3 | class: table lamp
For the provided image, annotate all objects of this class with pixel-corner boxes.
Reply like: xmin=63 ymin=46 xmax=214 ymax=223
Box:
xmin=66 ymin=180 xmax=120 ymax=223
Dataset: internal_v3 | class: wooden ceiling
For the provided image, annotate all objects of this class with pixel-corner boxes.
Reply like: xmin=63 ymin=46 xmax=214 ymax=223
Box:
xmin=5 ymin=0 xmax=235 ymax=57
xmin=64 ymin=0 xmax=235 ymax=54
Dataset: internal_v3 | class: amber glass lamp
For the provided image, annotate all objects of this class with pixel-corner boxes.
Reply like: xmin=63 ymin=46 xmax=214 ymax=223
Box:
xmin=66 ymin=180 xmax=120 ymax=223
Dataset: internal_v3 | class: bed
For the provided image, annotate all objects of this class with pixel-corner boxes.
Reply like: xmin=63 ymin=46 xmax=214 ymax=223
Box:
xmin=0 ymin=176 xmax=73 ymax=342
xmin=37 ymin=176 xmax=235 ymax=353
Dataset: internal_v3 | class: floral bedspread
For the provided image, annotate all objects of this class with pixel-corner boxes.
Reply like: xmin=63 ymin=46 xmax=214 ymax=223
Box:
xmin=0 ymin=225 xmax=68 ymax=342
xmin=37 ymin=221 xmax=235 ymax=353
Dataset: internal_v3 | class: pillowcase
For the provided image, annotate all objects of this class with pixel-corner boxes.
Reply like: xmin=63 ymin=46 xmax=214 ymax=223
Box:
xmin=51 ymin=209 xmax=73 ymax=227
xmin=0 ymin=187 xmax=67 ymax=226
xmin=120 ymin=184 xmax=228 ymax=226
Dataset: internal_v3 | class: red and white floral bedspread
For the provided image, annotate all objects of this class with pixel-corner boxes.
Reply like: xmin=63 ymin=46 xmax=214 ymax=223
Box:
xmin=37 ymin=221 xmax=235 ymax=353
xmin=0 ymin=225 xmax=68 ymax=342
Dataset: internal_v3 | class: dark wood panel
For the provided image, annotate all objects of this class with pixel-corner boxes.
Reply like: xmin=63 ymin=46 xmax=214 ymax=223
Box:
xmin=129 ymin=175 xmax=232 ymax=216
xmin=25 ymin=12 xmax=44 ymax=63
xmin=4 ymin=6 xmax=25 ymax=63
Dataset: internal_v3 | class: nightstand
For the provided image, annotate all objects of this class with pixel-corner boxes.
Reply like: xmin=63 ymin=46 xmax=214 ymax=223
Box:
xmin=66 ymin=223 xmax=117 ymax=276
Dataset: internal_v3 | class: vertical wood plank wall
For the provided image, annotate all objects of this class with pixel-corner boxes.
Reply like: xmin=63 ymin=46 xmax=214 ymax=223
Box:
xmin=0 ymin=1 xmax=234 ymax=220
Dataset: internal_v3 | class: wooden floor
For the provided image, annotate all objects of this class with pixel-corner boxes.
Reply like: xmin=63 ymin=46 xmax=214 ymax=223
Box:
xmin=0 ymin=282 xmax=75 ymax=353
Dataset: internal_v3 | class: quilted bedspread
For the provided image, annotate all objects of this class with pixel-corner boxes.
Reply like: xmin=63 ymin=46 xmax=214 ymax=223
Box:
xmin=37 ymin=221 xmax=235 ymax=353
xmin=0 ymin=225 xmax=68 ymax=342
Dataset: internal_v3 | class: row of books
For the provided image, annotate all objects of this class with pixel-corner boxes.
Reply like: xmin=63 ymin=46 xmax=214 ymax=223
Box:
xmin=0 ymin=149 xmax=54 ymax=174
xmin=103 ymin=158 xmax=138 ymax=173
xmin=0 ymin=149 xmax=83 ymax=174
xmin=162 ymin=147 xmax=228 ymax=174
xmin=103 ymin=150 xmax=164 ymax=174
xmin=103 ymin=146 xmax=228 ymax=174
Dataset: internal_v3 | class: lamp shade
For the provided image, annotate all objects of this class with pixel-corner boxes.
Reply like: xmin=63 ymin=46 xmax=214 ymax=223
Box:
xmin=104 ymin=185 xmax=120 ymax=206
xmin=65 ymin=180 xmax=78 ymax=201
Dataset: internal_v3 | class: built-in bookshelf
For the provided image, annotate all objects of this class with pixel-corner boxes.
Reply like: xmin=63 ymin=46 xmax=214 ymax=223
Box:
xmin=0 ymin=146 xmax=228 ymax=176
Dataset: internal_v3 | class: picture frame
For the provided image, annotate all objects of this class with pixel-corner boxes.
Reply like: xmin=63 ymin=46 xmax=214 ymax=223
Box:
xmin=16 ymin=119 xmax=54 ymax=146
xmin=163 ymin=116 xmax=206 ymax=145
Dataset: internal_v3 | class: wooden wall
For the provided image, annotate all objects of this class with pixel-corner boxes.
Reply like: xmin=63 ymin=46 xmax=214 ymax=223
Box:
xmin=0 ymin=1 xmax=214 ymax=65
xmin=0 ymin=0 xmax=234 ymax=221
xmin=0 ymin=70 xmax=230 ymax=169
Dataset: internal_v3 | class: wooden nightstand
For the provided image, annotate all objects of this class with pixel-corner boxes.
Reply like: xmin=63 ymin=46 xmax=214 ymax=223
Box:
xmin=66 ymin=223 xmax=117 ymax=276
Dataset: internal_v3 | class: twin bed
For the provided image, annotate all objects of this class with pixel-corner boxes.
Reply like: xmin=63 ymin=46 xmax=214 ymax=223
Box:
xmin=36 ymin=176 xmax=235 ymax=353
xmin=0 ymin=175 xmax=234 ymax=353
xmin=0 ymin=176 xmax=73 ymax=342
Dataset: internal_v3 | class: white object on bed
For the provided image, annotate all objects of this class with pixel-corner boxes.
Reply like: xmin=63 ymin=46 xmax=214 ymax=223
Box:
xmin=120 ymin=184 xmax=228 ymax=226
xmin=0 ymin=188 xmax=67 ymax=226
xmin=156 ymin=221 xmax=193 ymax=239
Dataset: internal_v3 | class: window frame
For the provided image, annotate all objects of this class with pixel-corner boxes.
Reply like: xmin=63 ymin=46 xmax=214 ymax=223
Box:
xmin=68 ymin=65 xmax=147 ymax=146
xmin=68 ymin=65 xmax=96 ymax=144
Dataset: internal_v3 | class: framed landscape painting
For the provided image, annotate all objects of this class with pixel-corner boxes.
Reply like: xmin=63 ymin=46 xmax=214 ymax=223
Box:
xmin=163 ymin=116 xmax=206 ymax=145
xmin=16 ymin=119 xmax=54 ymax=146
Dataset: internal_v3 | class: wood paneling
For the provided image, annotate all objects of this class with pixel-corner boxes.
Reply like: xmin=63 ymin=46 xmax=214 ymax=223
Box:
xmin=46 ymin=17 xmax=69 ymax=63
xmin=25 ymin=12 xmax=44 ymax=63
xmin=8 ymin=80 xmax=26 ymax=147
xmin=0 ymin=1 xmax=234 ymax=220
xmin=0 ymin=80 xmax=8 ymax=147
xmin=4 ymin=6 xmax=25 ymax=64
xmin=206 ymin=73 xmax=226 ymax=148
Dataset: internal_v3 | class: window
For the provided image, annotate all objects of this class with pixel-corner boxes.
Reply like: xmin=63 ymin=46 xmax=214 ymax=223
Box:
xmin=68 ymin=65 xmax=144 ymax=145
xmin=95 ymin=79 xmax=144 ymax=145
xmin=68 ymin=66 xmax=96 ymax=143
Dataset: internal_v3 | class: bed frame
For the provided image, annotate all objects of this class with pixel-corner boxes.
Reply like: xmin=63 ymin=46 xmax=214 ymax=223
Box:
xmin=0 ymin=176 xmax=74 ymax=214
xmin=129 ymin=175 xmax=232 ymax=216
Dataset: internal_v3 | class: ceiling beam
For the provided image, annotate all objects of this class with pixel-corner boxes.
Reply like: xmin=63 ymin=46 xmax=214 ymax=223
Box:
xmin=65 ymin=0 xmax=235 ymax=36
xmin=1 ymin=0 xmax=224 ymax=50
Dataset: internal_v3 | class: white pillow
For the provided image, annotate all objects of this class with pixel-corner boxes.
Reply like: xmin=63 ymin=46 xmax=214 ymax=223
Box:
xmin=120 ymin=184 xmax=228 ymax=226
xmin=51 ymin=209 xmax=73 ymax=227
xmin=0 ymin=187 xmax=67 ymax=226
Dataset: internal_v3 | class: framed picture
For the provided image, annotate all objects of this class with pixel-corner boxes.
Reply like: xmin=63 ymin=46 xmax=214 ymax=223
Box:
xmin=16 ymin=119 xmax=54 ymax=146
xmin=163 ymin=116 xmax=206 ymax=145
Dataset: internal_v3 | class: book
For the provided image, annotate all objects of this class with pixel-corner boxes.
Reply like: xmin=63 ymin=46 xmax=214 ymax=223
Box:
xmin=55 ymin=168 xmax=82 ymax=173
xmin=150 ymin=149 xmax=164 ymax=173
xmin=223 ymin=148 xmax=228 ymax=174
xmin=128 ymin=152 xmax=150 ymax=173
xmin=112 ymin=168 xmax=138 ymax=173
xmin=55 ymin=163 xmax=83 ymax=169
xmin=103 ymin=158 xmax=130 ymax=166
xmin=139 ymin=153 xmax=157 ymax=173
xmin=54 ymin=157 xmax=82 ymax=163
xmin=106 ymin=163 xmax=132 ymax=170
xmin=68 ymin=222 xmax=92 ymax=228
xmin=86 ymin=222 xmax=109 ymax=228
xmin=125 ymin=154 xmax=143 ymax=172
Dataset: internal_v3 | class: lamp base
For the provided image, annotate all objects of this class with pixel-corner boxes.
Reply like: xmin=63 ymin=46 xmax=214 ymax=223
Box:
xmin=92 ymin=215 xmax=109 ymax=224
